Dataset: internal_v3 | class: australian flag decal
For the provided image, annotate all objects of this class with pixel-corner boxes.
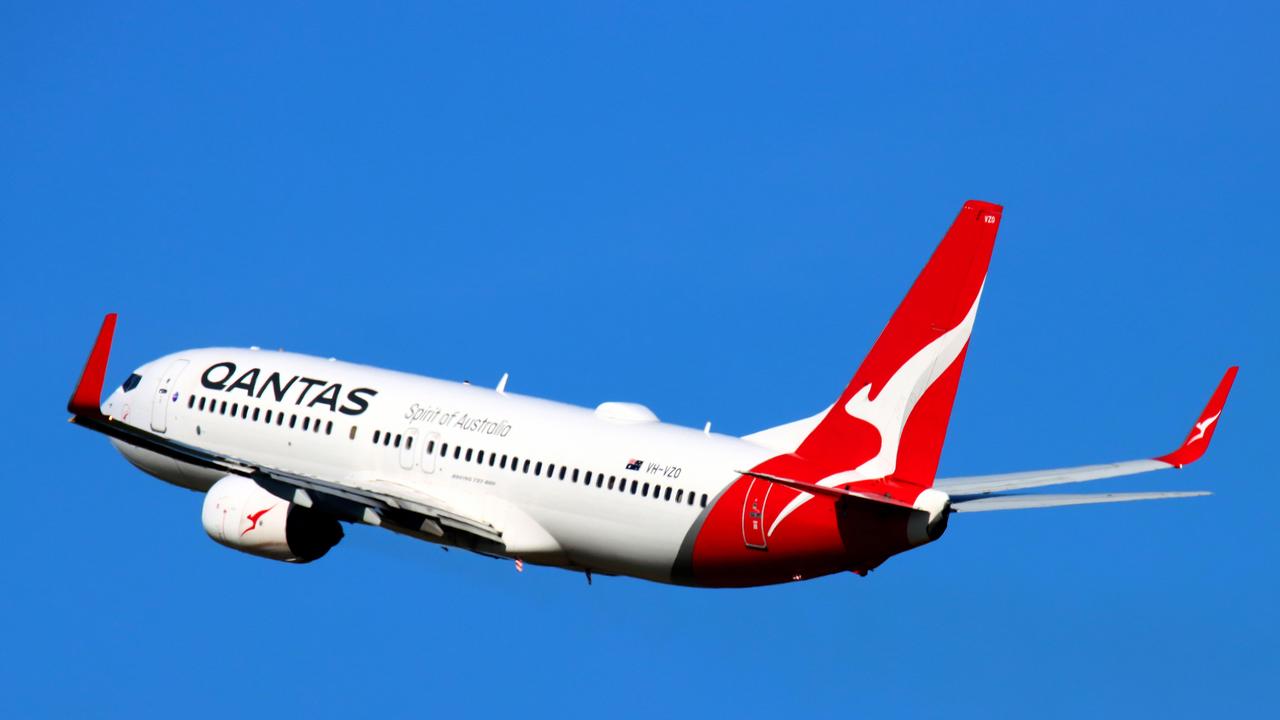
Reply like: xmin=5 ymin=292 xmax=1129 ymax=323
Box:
xmin=625 ymin=459 xmax=643 ymax=471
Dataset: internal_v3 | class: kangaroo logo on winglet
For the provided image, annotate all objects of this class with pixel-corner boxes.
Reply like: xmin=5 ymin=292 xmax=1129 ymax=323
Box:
xmin=1188 ymin=412 xmax=1221 ymax=444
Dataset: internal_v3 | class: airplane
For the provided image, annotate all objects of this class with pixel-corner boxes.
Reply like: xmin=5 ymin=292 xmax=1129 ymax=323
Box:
xmin=67 ymin=200 xmax=1237 ymax=587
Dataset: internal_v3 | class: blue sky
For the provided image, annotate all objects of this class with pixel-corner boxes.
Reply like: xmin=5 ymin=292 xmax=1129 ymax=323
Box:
xmin=2 ymin=2 xmax=1275 ymax=717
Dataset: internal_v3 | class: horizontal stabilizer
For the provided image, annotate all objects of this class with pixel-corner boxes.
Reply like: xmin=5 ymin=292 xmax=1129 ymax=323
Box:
xmin=735 ymin=470 xmax=917 ymax=509
xmin=951 ymin=491 xmax=1210 ymax=512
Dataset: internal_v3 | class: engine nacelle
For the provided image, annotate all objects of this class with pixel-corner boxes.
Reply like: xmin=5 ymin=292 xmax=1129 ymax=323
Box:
xmin=201 ymin=476 xmax=343 ymax=563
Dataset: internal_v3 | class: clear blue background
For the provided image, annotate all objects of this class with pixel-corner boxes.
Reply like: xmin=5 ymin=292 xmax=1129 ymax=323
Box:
xmin=2 ymin=3 xmax=1275 ymax=717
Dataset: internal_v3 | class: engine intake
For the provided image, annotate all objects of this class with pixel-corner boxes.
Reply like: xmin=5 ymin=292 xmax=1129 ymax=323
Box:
xmin=201 ymin=476 xmax=343 ymax=563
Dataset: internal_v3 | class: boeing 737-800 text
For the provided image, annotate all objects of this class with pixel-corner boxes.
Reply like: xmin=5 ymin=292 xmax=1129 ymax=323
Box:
xmin=68 ymin=201 xmax=1236 ymax=587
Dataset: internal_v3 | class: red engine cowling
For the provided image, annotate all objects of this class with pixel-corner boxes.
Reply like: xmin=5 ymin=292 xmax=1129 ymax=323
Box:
xmin=201 ymin=476 xmax=343 ymax=563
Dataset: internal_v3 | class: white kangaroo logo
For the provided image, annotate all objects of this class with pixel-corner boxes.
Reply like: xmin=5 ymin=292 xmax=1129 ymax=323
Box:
xmin=765 ymin=284 xmax=984 ymax=537
xmin=1188 ymin=411 xmax=1220 ymax=444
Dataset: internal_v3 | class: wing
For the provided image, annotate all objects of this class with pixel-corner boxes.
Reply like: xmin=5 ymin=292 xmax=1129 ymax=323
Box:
xmin=951 ymin=491 xmax=1210 ymax=512
xmin=68 ymin=314 xmax=504 ymax=550
xmin=935 ymin=367 xmax=1237 ymax=504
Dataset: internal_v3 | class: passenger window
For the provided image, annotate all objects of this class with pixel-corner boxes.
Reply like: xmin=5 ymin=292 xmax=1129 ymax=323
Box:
xmin=500 ymin=454 xmax=508 ymax=469
xmin=242 ymin=406 xmax=249 ymax=419
xmin=700 ymin=494 xmax=708 ymax=507
xmin=303 ymin=417 xmax=310 ymax=431
xmin=559 ymin=466 xmax=567 ymax=481
xmin=676 ymin=489 xmax=684 ymax=503
xmin=573 ymin=469 xmax=580 ymax=484
xmin=489 ymin=453 xmax=497 ymax=467
xmin=264 ymin=409 xmax=272 ymax=423
xmin=426 ymin=440 xmax=435 ymax=454
xmin=252 ymin=407 xmax=260 ymax=421
xmin=630 ymin=480 xmax=638 ymax=495
xmin=231 ymin=403 xmax=239 ymax=416
xmin=220 ymin=401 xmax=227 ymax=415
xmin=535 ymin=461 xmax=543 ymax=475
xmin=326 ymin=421 xmax=333 ymax=435
xmin=475 ymin=449 xmax=483 ymax=464
xmin=440 ymin=443 xmax=448 ymax=457
xmin=642 ymin=483 xmax=650 ymax=497
xmin=187 ymin=396 xmax=194 ymax=409
xmin=349 ymin=425 xmax=357 ymax=440
xmin=406 ymin=435 xmax=413 ymax=449
xmin=664 ymin=487 xmax=672 ymax=501
xmin=373 ymin=430 xmax=381 ymax=444
xmin=453 ymin=446 xmax=461 ymax=459
xmin=386 ymin=433 xmax=393 ymax=447
xmin=523 ymin=459 xmax=531 ymax=473
xmin=688 ymin=493 xmax=695 ymax=506
xmin=395 ymin=434 xmax=403 ymax=448
xmin=198 ymin=397 xmax=206 ymax=411
xmin=465 ymin=448 xmax=472 ymax=461
xmin=289 ymin=414 xmax=297 ymax=429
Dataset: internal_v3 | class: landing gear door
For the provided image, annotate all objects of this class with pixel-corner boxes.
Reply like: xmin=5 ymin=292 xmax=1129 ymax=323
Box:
xmin=150 ymin=359 xmax=189 ymax=433
xmin=741 ymin=478 xmax=770 ymax=549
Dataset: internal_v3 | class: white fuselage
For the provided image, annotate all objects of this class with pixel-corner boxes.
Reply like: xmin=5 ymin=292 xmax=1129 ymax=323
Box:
xmin=103 ymin=348 xmax=774 ymax=583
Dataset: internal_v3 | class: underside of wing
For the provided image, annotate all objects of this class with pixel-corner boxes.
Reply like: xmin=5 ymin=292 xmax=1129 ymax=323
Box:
xmin=77 ymin=410 xmax=505 ymax=547
xmin=951 ymin=491 xmax=1210 ymax=512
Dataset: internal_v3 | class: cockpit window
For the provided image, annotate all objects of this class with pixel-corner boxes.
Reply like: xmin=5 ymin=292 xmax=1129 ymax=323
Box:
xmin=121 ymin=373 xmax=142 ymax=393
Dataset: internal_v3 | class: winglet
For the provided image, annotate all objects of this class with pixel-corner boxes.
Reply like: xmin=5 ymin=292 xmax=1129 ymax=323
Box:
xmin=68 ymin=313 xmax=117 ymax=416
xmin=1157 ymin=366 xmax=1238 ymax=468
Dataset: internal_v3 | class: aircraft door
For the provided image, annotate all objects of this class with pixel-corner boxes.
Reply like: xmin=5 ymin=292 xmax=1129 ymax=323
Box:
xmin=741 ymin=478 xmax=770 ymax=549
xmin=421 ymin=432 xmax=440 ymax=474
xmin=399 ymin=428 xmax=419 ymax=470
xmin=150 ymin=359 xmax=190 ymax=433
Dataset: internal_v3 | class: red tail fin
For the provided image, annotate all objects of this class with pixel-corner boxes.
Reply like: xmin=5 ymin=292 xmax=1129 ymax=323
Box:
xmin=795 ymin=201 xmax=1002 ymax=487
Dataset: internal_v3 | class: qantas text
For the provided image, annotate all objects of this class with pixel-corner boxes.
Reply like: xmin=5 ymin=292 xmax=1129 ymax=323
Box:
xmin=200 ymin=362 xmax=377 ymax=416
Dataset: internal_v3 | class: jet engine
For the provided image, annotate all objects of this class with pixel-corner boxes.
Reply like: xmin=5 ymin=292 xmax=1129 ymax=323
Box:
xmin=201 ymin=475 xmax=343 ymax=563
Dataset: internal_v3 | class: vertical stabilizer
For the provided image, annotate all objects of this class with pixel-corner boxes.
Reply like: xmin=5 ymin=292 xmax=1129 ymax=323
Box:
xmin=794 ymin=201 xmax=1001 ymax=487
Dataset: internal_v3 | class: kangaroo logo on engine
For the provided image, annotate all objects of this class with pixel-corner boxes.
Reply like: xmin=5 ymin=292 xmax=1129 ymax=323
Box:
xmin=200 ymin=362 xmax=378 ymax=416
